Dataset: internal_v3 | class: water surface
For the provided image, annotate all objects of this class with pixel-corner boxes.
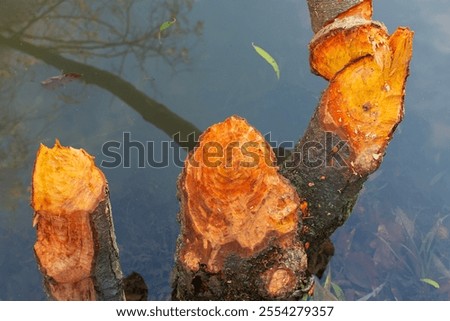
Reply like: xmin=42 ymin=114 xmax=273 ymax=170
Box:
xmin=0 ymin=0 xmax=449 ymax=300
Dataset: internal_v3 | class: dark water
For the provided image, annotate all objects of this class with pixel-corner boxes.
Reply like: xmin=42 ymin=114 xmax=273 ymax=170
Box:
xmin=0 ymin=0 xmax=449 ymax=300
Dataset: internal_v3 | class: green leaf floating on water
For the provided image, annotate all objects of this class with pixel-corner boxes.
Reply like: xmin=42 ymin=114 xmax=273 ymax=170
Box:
xmin=331 ymin=282 xmax=346 ymax=301
xmin=420 ymin=278 xmax=440 ymax=289
xmin=158 ymin=18 xmax=176 ymax=43
xmin=159 ymin=18 xmax=176 ymax=32
xmin=252 ymin=42 xmax=280 ymax=80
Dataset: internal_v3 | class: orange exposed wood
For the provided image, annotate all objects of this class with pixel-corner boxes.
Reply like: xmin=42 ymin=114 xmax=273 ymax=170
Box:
xmin=320 ymin=27 xmax=414 ymax=173
xmin=306 ymin=0 xmax=366 ymax=33
xmin=310 ymin=20 xmax=389 ymax=80
xmin=32 ymin=140 xmax=104 ymax=283
xmin=178 ymin=115 xmax=300 ymax=273
xmin=31 ymin=140 xmax=124 ymax=300
xmin=173 ymin=116 xmax=313 ymax=300
xmin=282 ymin=0 xmax=414 ymax=275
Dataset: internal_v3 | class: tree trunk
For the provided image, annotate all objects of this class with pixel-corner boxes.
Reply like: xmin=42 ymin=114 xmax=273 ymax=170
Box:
xmin=306 ymin=0 xmax=371 ymax=33
xmin=281 ymin=0 xmax=413 ymax=275
xmin=31 ymin=140 xmax=125 ymax=300
xmin=172 ymin=116 xmax=313 ymax=300
xmin=173 ymin=0 xmax=414 ymax=296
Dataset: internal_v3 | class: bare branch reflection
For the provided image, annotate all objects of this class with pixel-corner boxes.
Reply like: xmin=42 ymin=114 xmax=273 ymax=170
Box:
xmin=0 ymin=0 xmax=203 ymax=149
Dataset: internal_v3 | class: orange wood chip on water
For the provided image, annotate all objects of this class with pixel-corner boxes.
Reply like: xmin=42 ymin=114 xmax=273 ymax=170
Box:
xmin=32 ymin=140 xmax=106 ymax=283
xmin=179 ymin=116 xmax=300 ymax=272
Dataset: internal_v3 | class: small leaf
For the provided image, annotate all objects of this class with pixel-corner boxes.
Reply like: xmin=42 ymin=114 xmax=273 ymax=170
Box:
xmin=41 ymin=72 xmax=82 ymax=89
xmin=159 ymin=18 xmax=176 ymax=32
xmin=158 ymin=18 xmax=176 ymax=44
xmin=331 ymin=282 xmax=346 ymax=300
xmin=252 ymin=42 xmax=280 ymax=80
xmin=420 ymin=278 xmax=440 ymax=289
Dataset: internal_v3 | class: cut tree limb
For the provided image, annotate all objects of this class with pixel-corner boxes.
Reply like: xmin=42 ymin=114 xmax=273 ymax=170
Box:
xmin=281 ymin=0 xmax=414 ymax=269
xmin=31 ymin=140 xmax=124 ymax=300
xmin=172 ymin=116 xmax=313 ymax=300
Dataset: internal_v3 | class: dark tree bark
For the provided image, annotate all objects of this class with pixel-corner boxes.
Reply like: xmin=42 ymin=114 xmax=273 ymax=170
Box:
xmin=306 ymin=0 xmax=370 ymax=32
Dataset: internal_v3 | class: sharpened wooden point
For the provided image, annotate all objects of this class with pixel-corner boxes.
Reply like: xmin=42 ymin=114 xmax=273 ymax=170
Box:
xmin=32 ymin=139 xmax=105 ymax=216
xmin=31 ymin=140 xmax=124 ymax=300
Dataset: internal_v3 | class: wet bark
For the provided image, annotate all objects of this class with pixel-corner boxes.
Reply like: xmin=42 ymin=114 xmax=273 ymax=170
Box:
xmin=306 ymin=0 xmax=369 ymax=32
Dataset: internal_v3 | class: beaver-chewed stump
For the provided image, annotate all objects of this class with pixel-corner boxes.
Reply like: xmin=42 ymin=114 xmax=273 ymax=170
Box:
xmin=282 ymin=0 xmax=414 ymax=275
xmin=172 ymin=116 xmax=313 ymax=300
xmin=31 ymin=140 xmax=124 ymax=300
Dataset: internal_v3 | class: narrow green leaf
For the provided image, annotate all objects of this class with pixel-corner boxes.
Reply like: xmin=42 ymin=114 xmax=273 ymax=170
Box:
xmin=311 ymin=276 xmax=338 ymax=301
xmin=252 ymin=42 xmax=280 ymax=80
xmin=158 ymin=18 xmax=176 ymax=44
xmin=159 ymin=18 xmax=176 ymax=32
xmin=331 ymin=282 xmax=346 ymax=301
xmin=420 ymin=278 xmax=440 ymax=289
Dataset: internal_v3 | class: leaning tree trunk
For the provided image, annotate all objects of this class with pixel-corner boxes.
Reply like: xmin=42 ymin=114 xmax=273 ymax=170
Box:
xmin=31 ymin=140 xmax=125 ymax=300
xmin=281 ymin=0 xmax=413 ymax=275
xmin=173 ymin=0 xmax=413 ymax=298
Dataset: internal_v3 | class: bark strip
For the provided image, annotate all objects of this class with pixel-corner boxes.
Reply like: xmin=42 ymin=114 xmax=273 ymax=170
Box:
xmin=31 ymin=140 xmax=124 ymax=300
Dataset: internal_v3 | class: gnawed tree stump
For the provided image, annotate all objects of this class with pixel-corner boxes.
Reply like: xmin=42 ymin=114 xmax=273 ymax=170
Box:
xmin=172 ymin=116 xmax=313 ymax=300
xmin=173 ymin=1 xmax=413 ymax=296
xmin=31 ymin=140 xmax=124 ymax=300
xmin=281 ymin=0 xmax=414 ymax=275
